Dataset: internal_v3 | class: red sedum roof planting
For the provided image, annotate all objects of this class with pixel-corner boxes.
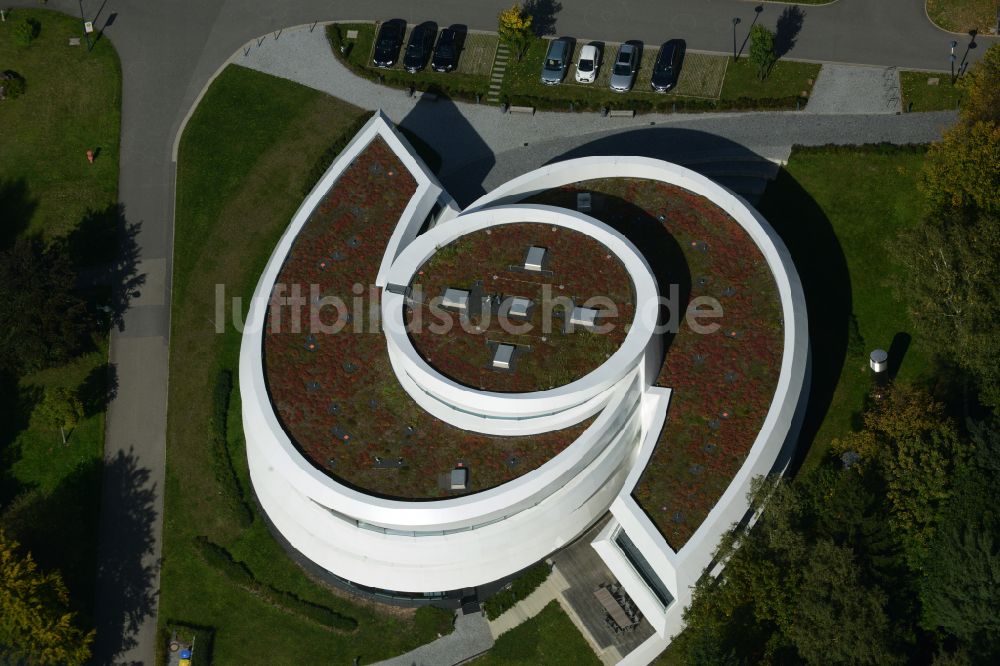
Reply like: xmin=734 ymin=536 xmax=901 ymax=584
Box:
xmin=407 ymin=223 xmax=635 ymax=393
xmin=527 ymin=179 xmax=783 ymax=550
xmin=263 ymin=138 xmax=588 ymax=499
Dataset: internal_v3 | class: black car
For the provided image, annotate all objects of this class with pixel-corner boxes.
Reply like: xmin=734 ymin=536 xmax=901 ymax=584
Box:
xmin=650 ymin=40 xmax=685 ymax=92
xmin=403 ymin=22 xmax=437 ymax=73
xmin=372 ymin=19 xmax=405 ymax=69
xmin=431 ymin=27 xmax=463 ymax=72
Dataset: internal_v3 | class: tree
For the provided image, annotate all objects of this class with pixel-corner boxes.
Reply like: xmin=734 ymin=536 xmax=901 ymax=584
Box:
xmin=920 ymin=121 xmax=1000 ymax=215
xmin=12 ymin=18 xmax=40 ymax=47
xmin=0 ymin=531 xmax=93 ymax=665
xmin=0 ymin=238 xmax=92 ymax=375
xmin=956 ymin=43 xmax=1000 ymax=127
xmin=35 ymin=387 xmax=84 ymax=445
xmin=748 ymin=25 xmax=776 ymax=81
xmin=497 ymin=3 xmax=534 ymax=62
xmin=833 ymin=384 xmax=967 ymax=568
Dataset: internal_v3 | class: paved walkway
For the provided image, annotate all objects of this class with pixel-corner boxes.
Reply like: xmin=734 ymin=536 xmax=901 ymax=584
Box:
xmin=806 ymin=64 xmax=902 ymax=114
xmin=487 ymin=566 xmax=622 ymax=666
xmin=373 ymin=611 xmax=494 ymax=666
xmin=5 ymin=1 xmax=983 ymax=663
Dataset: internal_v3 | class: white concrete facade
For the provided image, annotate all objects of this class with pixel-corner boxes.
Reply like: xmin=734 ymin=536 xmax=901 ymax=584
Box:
xmin=239 ymin=113 xmax=809 ymax=664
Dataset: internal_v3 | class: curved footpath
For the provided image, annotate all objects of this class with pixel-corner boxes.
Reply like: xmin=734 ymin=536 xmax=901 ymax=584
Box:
xmin=5 ymin=1 xmax=988 ymax=664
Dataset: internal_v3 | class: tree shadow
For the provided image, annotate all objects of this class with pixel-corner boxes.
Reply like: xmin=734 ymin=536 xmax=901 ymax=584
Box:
xmin=64 ymin=203 xmax=144 ymax=332
xmin=524 ymin=0 xmax=562 ymax=37
xmin=0 ymin=178 xmax=37 ymax=250
xmin=79 ymin=362 xmax=119 ymax=418
xmin=92 ymin=448 xmax=160 ymax=665
xmin=401 ymin=94 xmax=494 ymax=206
xmin=774 ymin=5 xmax=805 ymax=58
xmin=0 ymin=457 xmax=104 ymax=628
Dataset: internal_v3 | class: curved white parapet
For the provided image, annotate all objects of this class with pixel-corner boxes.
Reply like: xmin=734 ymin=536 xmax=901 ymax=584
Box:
xmin=239 ymin=113 xmax=809 ymax=665
xmin=381 ymin=203 xmax=660 ymax=435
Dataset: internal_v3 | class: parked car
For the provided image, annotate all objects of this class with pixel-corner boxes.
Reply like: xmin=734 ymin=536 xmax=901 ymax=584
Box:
xmin=403 ymin=22 xmax=437 ymax=73
xmin=431 ymin=26 xmax=464 ymax=72
xmin=574 ymin=44 xmax=601 ymax=83
xmin=650 ymin=40 xmax=685 ymax=92
xmin=540 ymin=38 xmax=572 ymax=85
xmin=372 ymin=19 xmax=406 ymax=68
xmin=609 ymin=42 xmax=640 ymax=92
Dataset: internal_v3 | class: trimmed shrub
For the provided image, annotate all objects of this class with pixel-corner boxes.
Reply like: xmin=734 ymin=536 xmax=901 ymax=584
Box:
xmin=13 ymin=18 xmax=40 ymax=47
xmin=193 ymin=536 xmax=358 ymax=632
xmin=301 ymin=111 xmax=375 ymax=196
xmin=209 ymin=369 xmax=253 ymax=527
xmin=0 ymin=71 xmax=26 ymax=100
xmin=484 ymin=561 xmax=551 ymax=620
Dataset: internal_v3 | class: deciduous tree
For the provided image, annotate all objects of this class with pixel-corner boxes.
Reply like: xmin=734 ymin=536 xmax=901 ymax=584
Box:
xmin=497 ymin=3 xmax=534 ymax=62
xmin=0 ymin=531 xmax=93 ymax=666
xmin=35 ymin=387 xmax=84 ymax=445
xmin=748 ymin=25 xmax=776 ymax=81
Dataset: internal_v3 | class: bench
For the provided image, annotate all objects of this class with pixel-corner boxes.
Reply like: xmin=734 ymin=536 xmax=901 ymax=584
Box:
xmin=608 ymin=109 xmax=635 ymax=118
xmin=508 ymin=105 xmax=535 ymax=115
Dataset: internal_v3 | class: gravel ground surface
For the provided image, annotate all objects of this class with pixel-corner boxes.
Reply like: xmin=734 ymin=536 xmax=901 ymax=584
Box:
xmin=238 ymin=26 xmax=952 ymax=204
xmin=806 ymin=63 xmax=902 ymax=114
xmin=373 ymin=611 xmax=494 ymax=666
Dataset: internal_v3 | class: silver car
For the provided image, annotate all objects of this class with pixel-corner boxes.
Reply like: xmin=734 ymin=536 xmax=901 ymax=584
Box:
xmin=609 ymin=43 xmax=639 ymax=92
xmin=540 ymin=39 xmax=571 ymax=85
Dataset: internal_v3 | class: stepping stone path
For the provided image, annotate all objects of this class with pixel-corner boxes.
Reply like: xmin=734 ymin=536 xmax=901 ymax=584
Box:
xmin=487 ymin=42 xmax=510 ymax=104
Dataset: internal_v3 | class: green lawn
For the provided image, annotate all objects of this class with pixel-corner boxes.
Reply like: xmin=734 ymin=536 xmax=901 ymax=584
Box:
xmin=925 ymin=0 xmax=998 ymax=33
xmin=757 ymin=146 xmax=933 ymax=470
xmin=0 ymin=8 xmax=120 ymax=239
xmin=0 ymin=8 xmax=120 ymax=632
xmin=720 ymin=57 xmax=820 ymax=102
xmin=329 ymin=23 xmax=494 ymax=100
xmin=474 ymin=601 xmax=600 ymax=665
xmin=162 ymin=64 xmax=449 ymax=664
xmin=900 ymin=70 xmax=965 ymax=112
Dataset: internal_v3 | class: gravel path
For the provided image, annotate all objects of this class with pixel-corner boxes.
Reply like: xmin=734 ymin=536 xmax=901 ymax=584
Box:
xmin=373 ymin=611 xmax=494 ymax=666
xmin=806 ymin=64 xmax=902 ymax=114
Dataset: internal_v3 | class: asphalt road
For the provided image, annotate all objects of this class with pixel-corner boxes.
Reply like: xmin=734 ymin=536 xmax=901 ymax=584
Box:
xmin=4 ymin=1 xmax=992 ymax=664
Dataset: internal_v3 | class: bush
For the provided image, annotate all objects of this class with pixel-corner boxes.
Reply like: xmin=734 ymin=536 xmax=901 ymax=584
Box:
xmin=12 ymin=18 xmax=40 ymax=47
xmin=302 ymin=111 xmax=375 ymax=196
xmin=502 ymin=92 xmax=805 ymax=115
xmin=209 ymin=369 xmax=253 ymax=527
xmin=193 ymin=536 xmax=359 ymax=632
xmin=0 ymin=71 xmax=26 ymax=100
xmin=484 ymin=561 xmax=551 ymax=620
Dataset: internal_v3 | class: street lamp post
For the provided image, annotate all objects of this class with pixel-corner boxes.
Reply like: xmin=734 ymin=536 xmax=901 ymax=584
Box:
xmin=949 ymin=40 xmax=958 ymax=83
xmin=78 ymin=0 xmax=93 ymax=52
xmin=732 ymin=18 xmax=741 ymax=60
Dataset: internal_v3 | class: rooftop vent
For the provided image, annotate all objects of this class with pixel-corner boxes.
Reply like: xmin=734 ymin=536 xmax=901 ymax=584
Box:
xmin=569 ymin=306 xmax=599 ymax=329
xmin=577 ymin=192 xmax=592 ymax=213
xmin=450 ymin=467 xmax=468 ymax=490
xmin=442 ymin=288 xmax=470 ymax=310
xmin=492 ymin=343 xmax=516 ymax=369
xmin=524 ymin=246 xmax=547 ymax=272
xmin=508 ymin=296 xmax=532 ymax=319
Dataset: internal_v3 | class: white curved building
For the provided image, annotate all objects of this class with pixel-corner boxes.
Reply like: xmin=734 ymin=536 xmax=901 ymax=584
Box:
xmin=239 ymin=112 xmax=809 ymax=663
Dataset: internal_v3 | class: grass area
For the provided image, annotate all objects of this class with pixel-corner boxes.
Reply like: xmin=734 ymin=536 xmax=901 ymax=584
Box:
xmin=757 ymin=146 xmax=933 ymax=471
xmin=720 ymin=57 xmax=820 ymax=102
xmin=0 ymin=8 xmax=120 ymax=240
xmin=474 ymin=601 xmax=601 ymax=666
xmin=900 ymin=70 xmax=965 ymax=111
xmin=0 ymin=8 xmax=120 ymax=633
xmin=162 ymin=64 xmax=452 ymax=663
xmin=502 ymin=39 xmax=817 ymax=112
xmin=925 ymin=0 xmax=998 ymax=33
xmin=328 ymin=22 xmax=494 ymax=100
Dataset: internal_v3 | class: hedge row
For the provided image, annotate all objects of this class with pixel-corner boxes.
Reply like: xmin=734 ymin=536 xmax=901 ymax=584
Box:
xmin=209 ymin=370 xmax=253 ymax=528
xmin=789 ymin=143 xmax=930 ymax=156
xmin=194 ymin=536 xmax=359 ymax=632
xmin=301 ymin=111 xmax=376 ymax=196
xmin=483 ymin=561 xmax=552 ymax=620
xmin=326 ymin=24 xmax=487 ymax=104
xmin=503 ymin=92 xmax=807 ymax=114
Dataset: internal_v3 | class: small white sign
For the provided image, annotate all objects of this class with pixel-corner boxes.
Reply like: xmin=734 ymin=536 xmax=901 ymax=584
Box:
xmin=84 ymin=21 xmax=94 ymax=34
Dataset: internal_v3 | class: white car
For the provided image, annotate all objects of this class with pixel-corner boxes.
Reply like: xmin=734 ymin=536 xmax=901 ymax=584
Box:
xmin=574 ymin=44 xmax=600 ymax=83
